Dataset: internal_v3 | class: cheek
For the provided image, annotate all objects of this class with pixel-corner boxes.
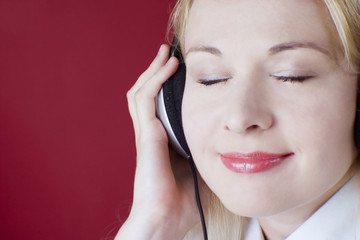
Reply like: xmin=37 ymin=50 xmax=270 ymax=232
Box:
xmin=290 ymin=82 xmax=357 ymax=152
xmin=279 ymin=76 xmax=358 ymax=184
xmin=182 ymin=93 xmax=218 ymax=156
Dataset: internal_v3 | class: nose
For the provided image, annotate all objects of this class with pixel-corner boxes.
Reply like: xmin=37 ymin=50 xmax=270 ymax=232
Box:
xmin=223 ymin=80 xmax=273 ymax=134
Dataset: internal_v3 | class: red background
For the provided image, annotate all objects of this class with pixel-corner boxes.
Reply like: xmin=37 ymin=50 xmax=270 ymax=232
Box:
xmin=0 ymin=0 xmax=175 ymax=239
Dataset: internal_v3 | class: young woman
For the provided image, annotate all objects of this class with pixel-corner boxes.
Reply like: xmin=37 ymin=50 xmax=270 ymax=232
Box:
xmin=117 ymin=0 xmax=360 ymax=239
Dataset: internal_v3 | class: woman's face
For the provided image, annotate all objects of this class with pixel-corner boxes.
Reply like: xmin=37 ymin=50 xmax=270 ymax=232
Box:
xmin=182 ymin=0 xmax=358 ymax=217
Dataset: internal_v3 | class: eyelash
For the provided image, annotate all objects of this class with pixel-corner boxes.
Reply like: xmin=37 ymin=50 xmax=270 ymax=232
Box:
xmin=271 ymin=75 xmax=314 ymax=83
xmin=198 ymin=78 xmax=229 ymax=86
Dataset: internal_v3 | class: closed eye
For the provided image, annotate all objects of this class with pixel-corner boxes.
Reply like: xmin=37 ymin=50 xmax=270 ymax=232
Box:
xmin=271 ymin=75 xmax=314 ymax=83
xmin=197 ymin=78 xmax=229 ymax=86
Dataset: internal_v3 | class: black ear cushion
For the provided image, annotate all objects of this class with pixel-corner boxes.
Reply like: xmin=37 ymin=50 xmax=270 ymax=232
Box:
xmin=162 ymin=46 xmax=191 ymax=156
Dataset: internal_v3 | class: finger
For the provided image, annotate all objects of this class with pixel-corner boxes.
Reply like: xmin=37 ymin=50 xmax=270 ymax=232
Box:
xmin=127 ymin=45 xmax=171 ymax=136
xmin=129 ymin=56 xmax=179 ymax=143
xmin=135 ymin=57 xmax=179 ymax=131
xmin=127 ymin=89 xmax=140 ymax=137
xmin=129 ymin=44 xmax=170 ymax=95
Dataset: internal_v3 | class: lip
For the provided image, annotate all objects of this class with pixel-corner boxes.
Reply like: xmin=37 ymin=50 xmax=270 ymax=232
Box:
xmin=220 ymin=151 xmax=293 ymax=174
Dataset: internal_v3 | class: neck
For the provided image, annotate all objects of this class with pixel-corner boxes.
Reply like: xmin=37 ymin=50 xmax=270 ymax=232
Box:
xmin=258 ymin=164 xmax=358 ymax=240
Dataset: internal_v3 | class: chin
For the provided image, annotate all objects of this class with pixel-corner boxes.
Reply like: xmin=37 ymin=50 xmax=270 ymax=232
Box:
xmin=213 ymin=190 xmax=291 ymax=218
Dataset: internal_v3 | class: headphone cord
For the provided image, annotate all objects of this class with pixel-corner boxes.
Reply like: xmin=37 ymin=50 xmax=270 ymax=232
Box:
xmin=187 ymin=155 xmax=208 ymax=240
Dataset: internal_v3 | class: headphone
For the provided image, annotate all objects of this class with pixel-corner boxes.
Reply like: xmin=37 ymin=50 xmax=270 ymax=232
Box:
xmin=156 ymin=40 xmax=191 ymax=158
xmin=156 ymin=38 xmax=208 ymax=239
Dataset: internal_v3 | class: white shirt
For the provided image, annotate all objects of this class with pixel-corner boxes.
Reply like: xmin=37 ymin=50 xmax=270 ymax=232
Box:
xmin=244 ymin=176 xmax=360 ymax=240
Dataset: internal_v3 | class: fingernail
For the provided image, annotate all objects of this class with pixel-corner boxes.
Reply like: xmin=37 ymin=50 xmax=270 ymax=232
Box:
xmin=166 ymin=57 xmax=174 ymax=65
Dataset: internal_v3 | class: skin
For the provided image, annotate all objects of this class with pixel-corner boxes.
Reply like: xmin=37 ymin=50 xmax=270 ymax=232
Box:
xmin=182 ymin=0 xmax=358 ymax=239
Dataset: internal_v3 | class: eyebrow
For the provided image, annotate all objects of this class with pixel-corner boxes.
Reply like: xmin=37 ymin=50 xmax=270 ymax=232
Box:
xmin=185 ymin=46 xmax=222 ymax=57
xmin=185 ymin=41 xmax=331 ymax=58
xmin=268 ymin=41 xmax=331 ymax=57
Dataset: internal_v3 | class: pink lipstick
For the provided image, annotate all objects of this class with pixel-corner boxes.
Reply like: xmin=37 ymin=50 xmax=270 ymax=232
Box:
xmin=220 ymin=151 xmax=293 ymax=174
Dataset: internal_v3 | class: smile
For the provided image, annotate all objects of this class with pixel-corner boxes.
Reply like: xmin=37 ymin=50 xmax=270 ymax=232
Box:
xmin=220 ymin=151 xmax=293 ymax=174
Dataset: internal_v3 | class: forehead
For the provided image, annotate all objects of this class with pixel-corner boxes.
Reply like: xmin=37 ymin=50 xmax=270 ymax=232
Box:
xmin=184 ymin=0 xmax=337 ymax=55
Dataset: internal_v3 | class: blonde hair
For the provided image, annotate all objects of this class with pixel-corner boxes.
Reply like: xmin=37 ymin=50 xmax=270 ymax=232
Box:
xmin=167 ymin=0 xmax=360 ymax=239
xmin=324 ymin=0 xmax=360 ymax=71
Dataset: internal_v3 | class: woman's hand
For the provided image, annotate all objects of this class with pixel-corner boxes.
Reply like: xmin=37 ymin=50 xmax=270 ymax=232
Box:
xmin=116 ymin=45 xmax=204 ymax=240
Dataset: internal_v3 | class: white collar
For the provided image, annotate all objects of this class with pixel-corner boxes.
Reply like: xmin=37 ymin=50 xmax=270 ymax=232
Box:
xmin=244 ymin=176 xmax=360 ymax=240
